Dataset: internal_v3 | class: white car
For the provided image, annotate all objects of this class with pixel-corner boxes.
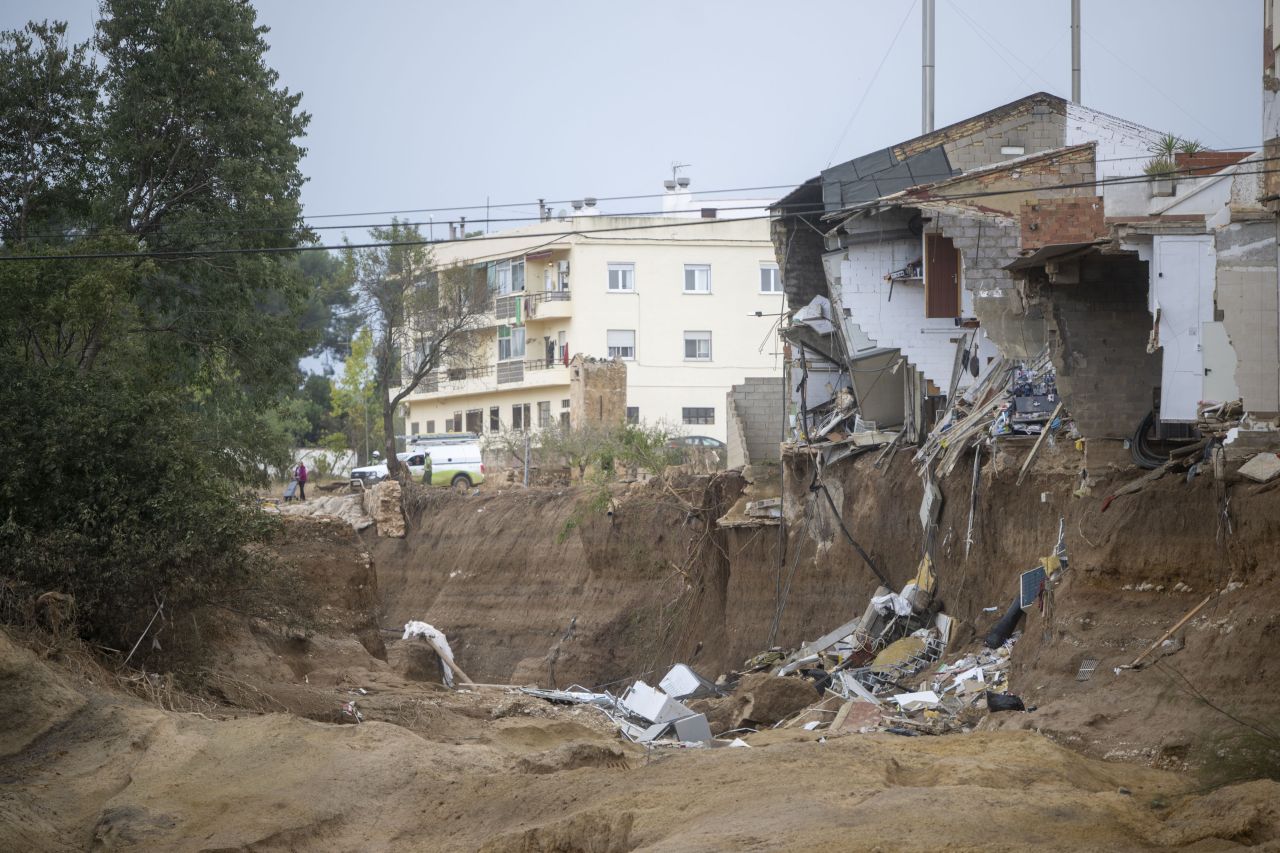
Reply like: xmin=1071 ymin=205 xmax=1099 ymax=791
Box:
xmin=350 ymin=451 xmax=427 ymax=484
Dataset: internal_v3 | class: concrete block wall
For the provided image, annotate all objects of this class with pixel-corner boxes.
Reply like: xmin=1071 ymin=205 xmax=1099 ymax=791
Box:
xmin=1021 ymin=197 xmax=1106 ymax=250
xmin=941 ymin=109 xmax=1066 ymax=173
xmin=1041 ymin=254 xmax=1161 ymax=440
xmin=727 ymin=377 xmax=784 ymax=465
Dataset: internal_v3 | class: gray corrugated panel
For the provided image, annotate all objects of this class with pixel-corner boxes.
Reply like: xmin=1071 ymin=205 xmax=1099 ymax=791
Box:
xmin=850 ymin=147 xmax=896 ymax=177
xmin=906 ymin=147 xmax=954 ymax=184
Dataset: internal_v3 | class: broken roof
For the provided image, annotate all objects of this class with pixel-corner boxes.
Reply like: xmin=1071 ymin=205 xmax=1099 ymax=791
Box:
xmin=1004 ymin=240 xmax=1109 ymax=271
xmin=815 ymin=92 xmax=1071 ymax=214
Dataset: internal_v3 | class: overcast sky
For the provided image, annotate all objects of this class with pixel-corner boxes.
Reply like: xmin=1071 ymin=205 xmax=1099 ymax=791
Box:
xmin=5 ymin=1 xmax=1261 ymax=234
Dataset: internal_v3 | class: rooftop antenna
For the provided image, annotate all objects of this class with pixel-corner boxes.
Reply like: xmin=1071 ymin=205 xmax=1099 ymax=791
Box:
xmin=922 ymin=0 xmax=935 ymax=133
xmin=671 ymin=162 xmax=692 ymax=188
xmin=1071 ymin=0 xmax=1081 ymax=103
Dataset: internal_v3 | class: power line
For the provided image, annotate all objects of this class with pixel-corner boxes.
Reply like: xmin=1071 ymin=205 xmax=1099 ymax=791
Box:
xmin=11 ymin=145 xmax=1263 ymax=244
xmin=6 ymin=158 xmax=1272 ymax=263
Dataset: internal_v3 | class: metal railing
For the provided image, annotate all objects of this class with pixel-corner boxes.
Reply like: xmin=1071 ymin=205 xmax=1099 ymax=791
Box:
xmin=494 ymin=289 xmax=572 ymax=321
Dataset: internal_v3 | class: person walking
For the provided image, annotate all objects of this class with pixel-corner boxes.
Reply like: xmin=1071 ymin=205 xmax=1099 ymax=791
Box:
xmin=295 ymin=460 xmax=308 ymax=502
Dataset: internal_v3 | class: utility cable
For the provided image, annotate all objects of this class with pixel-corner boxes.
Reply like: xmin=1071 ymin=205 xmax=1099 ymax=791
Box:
xmin=9 ymin=160 xmax=1280 ymax=262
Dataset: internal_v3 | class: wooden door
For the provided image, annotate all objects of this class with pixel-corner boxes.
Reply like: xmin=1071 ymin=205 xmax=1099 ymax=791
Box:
xmin=925 ymin=234 xmax=961 ymax=319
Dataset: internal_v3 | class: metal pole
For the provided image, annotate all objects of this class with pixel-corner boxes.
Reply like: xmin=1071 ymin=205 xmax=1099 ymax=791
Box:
xmin=1071 ymin=0 xmax=1081 ymax=103
xmin=922 ymin=0 xmax=935 ymax=133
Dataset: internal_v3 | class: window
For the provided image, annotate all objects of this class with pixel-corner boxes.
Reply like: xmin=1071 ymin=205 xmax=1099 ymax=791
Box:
xmin=561 ymin=398 xmax=570 ymax=409
xmin=607 ymin=329 xmax=635 ymax=360
xmin=497 ymin=324 xmax=526 ymax=361
xmin=489 ymin=407 xmax=500 ymax=433
xmin=559 ymin=411 xmax=570 ymax=428
xmin=494 ymin=258 xmax=526 ymax=295
xmin=465 ymin=409 xmax=482 ymax=433
xmin=512 ymin=402 xmax=530 ymax=430
xmin=683 ymin=264 xmax=711 ymax=293
xmin=425 ymin=420 xmax=435 ymax=434
xmin=607 ymin=262 xmax=635 ymax=292
xmin=683 ymin=331 xmax=712 ymax=361
xmin=538 ymin=401 xmax=552 ymax=428
xmin=410 ymin=421 xmax=420 ymax=435
xmin=760 ymin=264 xmax=781 ymax=293
xmin=682 ymin=407 xmax=715 ymax=425
xmin=450 ymin=412 xmax=463 ymax=432
xmin=626 ymin=406 xmax=639 ymax=424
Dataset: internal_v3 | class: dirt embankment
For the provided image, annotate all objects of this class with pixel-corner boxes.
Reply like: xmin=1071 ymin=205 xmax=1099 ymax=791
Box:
xmin=6 ymin=624 xmax=1280 ymax=852
xmin=371 ymin=445 xmax=1280 ymax=778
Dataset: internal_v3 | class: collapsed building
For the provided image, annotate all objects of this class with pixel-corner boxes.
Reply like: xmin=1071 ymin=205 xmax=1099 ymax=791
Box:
xmin=771 ymin=92 xmax=1277 ymax=474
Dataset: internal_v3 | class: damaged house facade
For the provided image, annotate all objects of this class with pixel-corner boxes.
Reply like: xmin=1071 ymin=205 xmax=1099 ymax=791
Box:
xmin=773 ymin=92 xmax=1277 ymax=468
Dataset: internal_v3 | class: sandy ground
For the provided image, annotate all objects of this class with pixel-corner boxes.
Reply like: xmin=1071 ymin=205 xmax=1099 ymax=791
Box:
xmin=5 ymin=622 xmax=1280 ymax=852
xmin=6 ymin=450 xmax=1280 ymax=850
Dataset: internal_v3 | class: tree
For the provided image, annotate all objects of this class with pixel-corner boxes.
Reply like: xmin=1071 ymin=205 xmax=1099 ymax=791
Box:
xmin=0 ymin=1 xmax=315 ymax=650
xmin=345 ymin=221 xmax=490 ymax=479
xmin=330 ymin=327 xmax=379 ymax=465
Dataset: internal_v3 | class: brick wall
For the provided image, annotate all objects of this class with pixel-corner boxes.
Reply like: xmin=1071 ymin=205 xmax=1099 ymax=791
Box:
xmin=726 ymin=377 xmax=784 ymax=465
xmin=1021 ymin=197 xmax=1106 ymax=250
xmin=1040 ymin=253 xmax=1161 ymax=440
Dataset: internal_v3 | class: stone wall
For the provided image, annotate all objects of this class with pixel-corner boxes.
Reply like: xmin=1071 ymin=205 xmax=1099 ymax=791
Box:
xmin=1039 ymin=253 xmax=1161 ymax=440
xmin=569 ymin=356 xmax=627 ymax=428
xmin=726 ymin=377 xmax=784 ymax=467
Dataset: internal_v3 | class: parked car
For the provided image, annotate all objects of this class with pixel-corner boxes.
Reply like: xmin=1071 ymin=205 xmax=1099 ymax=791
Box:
xmin=668 ymin=435 xmax=727 ymax=452
xmin=666 ymin=435 xmax=727 ymax=468
xmin=350 ymin=451 xmax=428 ymax=484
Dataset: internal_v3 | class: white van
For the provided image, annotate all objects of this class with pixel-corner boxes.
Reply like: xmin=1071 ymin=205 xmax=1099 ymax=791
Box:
xmin=414 ymin=437 xmax=485 ymax=489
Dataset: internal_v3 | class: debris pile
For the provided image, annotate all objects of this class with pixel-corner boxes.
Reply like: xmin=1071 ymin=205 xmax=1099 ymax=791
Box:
xmin=522 ymin=664 xmax=738 ymax=748
xmin=917 ymin=350 xmax=1068 ymax=477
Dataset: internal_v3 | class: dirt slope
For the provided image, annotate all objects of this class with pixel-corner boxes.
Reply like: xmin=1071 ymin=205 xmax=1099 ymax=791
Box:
xmin=6 ymin=626 xmax=1280 ymax=852
xmin=369 ymin=446 xmax=1280 ymax=777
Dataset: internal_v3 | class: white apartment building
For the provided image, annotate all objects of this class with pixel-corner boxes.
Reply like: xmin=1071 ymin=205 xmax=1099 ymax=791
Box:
xmin=401 ymin=184 xmax=784 ymax=443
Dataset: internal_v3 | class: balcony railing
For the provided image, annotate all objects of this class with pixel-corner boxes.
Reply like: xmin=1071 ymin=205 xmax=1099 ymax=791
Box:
xmin=494 ymin=289 xmax=572 ymax=321
xmin=408 ymin=358 xmax=570 ymax=394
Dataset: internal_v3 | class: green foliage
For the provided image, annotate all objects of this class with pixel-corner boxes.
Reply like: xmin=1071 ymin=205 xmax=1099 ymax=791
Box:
xmin=1149 ymin=133 xmax=1182 ymax=159
xmin=330 ymin=328 xmax=379 ymax=464
xmin=1176 ymin=138 xmax=1205 ymax=155
xmin=0 ymin=1 xmax=313 ymax=651
xmin=0 ymin=357 xmax=277 ymax=648
xmin=1143 ymin=157 xmax=1178 ymax=177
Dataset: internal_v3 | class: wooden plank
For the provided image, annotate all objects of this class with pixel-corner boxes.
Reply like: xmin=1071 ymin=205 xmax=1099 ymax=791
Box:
xmin=1015 ymin=402 xmax=1064 ymax=486
xmin=1130 ymin=594 xmax=1214 ymax=667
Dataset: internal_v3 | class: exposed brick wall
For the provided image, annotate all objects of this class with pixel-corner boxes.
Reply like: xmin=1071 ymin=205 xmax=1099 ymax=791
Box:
xmin=1039 ymin=254 xmax=1161 ymax=440
xmin=727 ymin=377 xmax=784 ymax=465
xmin=1021 ymin=196 xmax=1106 ymax=250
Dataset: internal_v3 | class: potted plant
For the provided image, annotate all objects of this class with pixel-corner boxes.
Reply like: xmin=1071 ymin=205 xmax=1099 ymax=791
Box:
xmin=1145 ymin=133 xmax=1182 ymax=197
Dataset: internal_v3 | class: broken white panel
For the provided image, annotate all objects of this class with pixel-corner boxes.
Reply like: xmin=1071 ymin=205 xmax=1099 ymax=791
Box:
xmin=619 ymin=681 xmax=695 ymax=725
xmin=871 ymin=591 xmax=913 ymax=618
xmin=618 ymin=719 xmax=673 ymax=743
xmin=673 ymin=713 xmax=713 ymax=745
xmin=402 ymin=620 xmax=457 ymax=687
xmin=1151 ymin=235 xmax=1217 ymax=422
xmin=793 ymin=295 xmax=836 ymax=336
xmin=658 ymin=664 xmax=717 ymax=700
xmin=892 ymin=690 xmax=941 ymax=712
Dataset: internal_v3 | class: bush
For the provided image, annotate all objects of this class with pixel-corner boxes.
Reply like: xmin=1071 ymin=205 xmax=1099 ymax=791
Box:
xmin=0 ymin=360 xmax=277 ymax=650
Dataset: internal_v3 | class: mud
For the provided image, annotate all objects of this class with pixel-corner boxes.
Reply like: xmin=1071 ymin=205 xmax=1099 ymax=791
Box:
xmin=4 ymin=443 xmax=1280 ymax=849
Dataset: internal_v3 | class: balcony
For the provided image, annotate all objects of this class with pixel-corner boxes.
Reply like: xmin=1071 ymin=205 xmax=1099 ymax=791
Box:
xmin=493 ymin=289 xmax=573 ymax=325
xmin=403 ymin=358 xmax=571 ymax=402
